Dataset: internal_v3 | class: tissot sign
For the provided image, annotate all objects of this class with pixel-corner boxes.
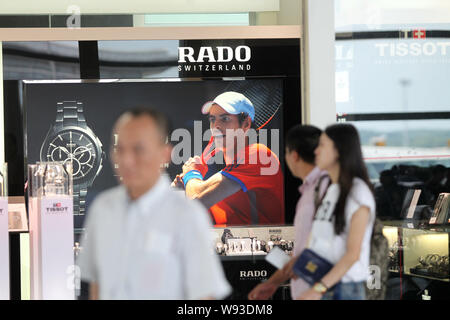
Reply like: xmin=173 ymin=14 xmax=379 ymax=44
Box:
xmin=375 ymin=41 xmax=450 ymax=57
xmin=45 ymin=202 xmax=70 ymax=214
xmin=178 ymin=45 xmax=252 ymax=73
xmin=375 ymin=28 xmax=450 ymax=57
xmin=398 ymin=29 xmax=427 ymax=39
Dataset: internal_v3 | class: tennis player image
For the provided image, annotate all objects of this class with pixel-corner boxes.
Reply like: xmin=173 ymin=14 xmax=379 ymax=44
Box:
xmin=171 ymin=91 xmax=284 ymax=226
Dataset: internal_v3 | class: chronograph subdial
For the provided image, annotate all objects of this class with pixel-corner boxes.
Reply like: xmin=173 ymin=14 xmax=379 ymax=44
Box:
xmin=44 ymin=130 xmax=98 ymax=181
xmin=73 ymin=146 xmax=93 ymax=165
xmin=50 ymin=145 xmax=70 ymax=162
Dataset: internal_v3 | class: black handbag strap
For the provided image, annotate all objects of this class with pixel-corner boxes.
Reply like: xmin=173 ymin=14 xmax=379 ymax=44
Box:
xmin=313 ymin=174 xmax=331 ymax=218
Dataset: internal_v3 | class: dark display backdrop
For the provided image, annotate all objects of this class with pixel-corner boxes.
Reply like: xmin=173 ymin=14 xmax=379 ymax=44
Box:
xmin=177 ymin=39 xmax=301 ymax=78
xmin=23 ymin=78 xmax=285 ymax=229
xmin=3 ymin=37 xmax=301 ymax=300
xmin=3 ymin=37 xmax=302 ymax=227
xmin=220 ymin=256 xmax=281 ymax=300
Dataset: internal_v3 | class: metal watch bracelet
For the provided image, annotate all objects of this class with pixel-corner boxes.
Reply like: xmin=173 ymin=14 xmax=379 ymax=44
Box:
xmin=56 ymin=101 xmax=87 ymax=129
xmin=59 ymin=101 xmax=88 ymax=215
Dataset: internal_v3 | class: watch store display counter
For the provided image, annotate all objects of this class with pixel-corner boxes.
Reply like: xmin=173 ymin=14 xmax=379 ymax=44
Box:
xmin=211 ymin=225 xmax=295 ymax=300
xmin=382 ymin=221 xmax=450 ymax=299
xmin=10 ymin=221 xmax=449 ymax=300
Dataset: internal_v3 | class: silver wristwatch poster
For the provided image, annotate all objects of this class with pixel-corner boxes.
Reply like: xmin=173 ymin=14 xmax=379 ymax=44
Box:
xmin=25 ymin=95 xmax=109 ymax=230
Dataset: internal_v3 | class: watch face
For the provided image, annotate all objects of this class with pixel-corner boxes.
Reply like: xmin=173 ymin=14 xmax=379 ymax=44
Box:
xmin=41 ymin=128 xmax=101 ymax=184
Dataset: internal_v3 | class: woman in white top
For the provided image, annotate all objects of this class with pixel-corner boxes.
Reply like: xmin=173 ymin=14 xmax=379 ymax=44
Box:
xmin=298 ymin=124 xmax=376 ymax=300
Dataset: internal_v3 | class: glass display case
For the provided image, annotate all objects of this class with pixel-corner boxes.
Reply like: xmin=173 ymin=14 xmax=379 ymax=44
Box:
xmin=0 ymin=163 xmax=9 ymax=300
xmin=28 ymin=161 xmax=75 ymax=300
xmin=383 ymin=226 xmax=401 ymax=273
xmin=211 ymin=225 xmax=295 ymax=257
xmin=210 ymin=225 xmax=295 ymax=300
xmin=383 ymin=223 xmax=449 ymax=283
xmin=404 ymin=228 xmax=449 ymax=280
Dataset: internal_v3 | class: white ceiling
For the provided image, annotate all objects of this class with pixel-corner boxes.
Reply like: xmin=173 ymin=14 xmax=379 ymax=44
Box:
xmin=336 ymin=0 xmax=450 ymax=31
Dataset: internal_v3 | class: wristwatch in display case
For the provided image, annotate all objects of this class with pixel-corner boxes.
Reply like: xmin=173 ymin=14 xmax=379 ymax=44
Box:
xmin=410 ymin=254 xmax=450 ymax=279
xmin=40 ymin=101 xmax=105 ymax=216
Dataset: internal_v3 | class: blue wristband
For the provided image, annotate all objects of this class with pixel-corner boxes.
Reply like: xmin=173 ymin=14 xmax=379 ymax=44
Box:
xmin=182 ymin=170 xmax=204 ymax=186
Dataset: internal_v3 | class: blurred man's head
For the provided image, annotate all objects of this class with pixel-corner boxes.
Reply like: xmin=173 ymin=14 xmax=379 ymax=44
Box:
xmin=112 ymin=108 xmax=172 ymax=199
xmin=285 ymin=125 xmax=322 ymax=179
xmin=202 ymin=91 xmax=254 ymax=151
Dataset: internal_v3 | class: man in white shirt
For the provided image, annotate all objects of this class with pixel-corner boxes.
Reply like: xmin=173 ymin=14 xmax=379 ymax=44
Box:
xmin=77 ymin=108 xmax=231 ymax=300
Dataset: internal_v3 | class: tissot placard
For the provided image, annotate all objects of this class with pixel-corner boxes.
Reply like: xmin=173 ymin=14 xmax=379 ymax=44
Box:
xmin=29 ymin=196 xmax=74 ymax=300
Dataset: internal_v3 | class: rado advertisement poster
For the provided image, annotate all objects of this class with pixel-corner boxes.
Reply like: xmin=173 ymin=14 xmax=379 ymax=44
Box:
xmin=11 ymin=38 xmax=301 ymax=232
xmin=23 ymin=78 xmax=286 ymax=230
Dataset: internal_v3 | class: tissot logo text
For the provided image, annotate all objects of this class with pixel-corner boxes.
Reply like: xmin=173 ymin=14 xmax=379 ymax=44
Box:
xmin=375 ymin=41 xmax=450 ymax=57
xmin=240 ymin=270 xmax=267 ymax=278
xmin=46 ymin=203 xmax=69 ymax=214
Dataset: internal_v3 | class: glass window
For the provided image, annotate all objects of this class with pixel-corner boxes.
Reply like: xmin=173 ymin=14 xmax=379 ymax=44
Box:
xmin=144 ymin=13 xmax=250 ymax=27
xmin=335 ymin=0 xmax=450 ymax=219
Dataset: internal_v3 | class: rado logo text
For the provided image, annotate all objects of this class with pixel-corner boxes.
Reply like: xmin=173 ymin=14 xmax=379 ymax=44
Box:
xmin=178 ymin=46 xmax=251 ymax=63
xmin=178 ymin=46 xmax=252 ymax=72
xmin=240 ymin=270 xmax=268 ymax=278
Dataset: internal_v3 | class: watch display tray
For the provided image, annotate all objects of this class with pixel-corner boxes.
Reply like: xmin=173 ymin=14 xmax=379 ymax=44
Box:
xmin=409 ymin=267 xmax=449 ymax=279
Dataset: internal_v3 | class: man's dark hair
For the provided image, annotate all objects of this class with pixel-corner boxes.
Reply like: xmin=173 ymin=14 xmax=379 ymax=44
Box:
xmin=285 ymin=124 xmax=322 ymax=164
xmin=118 ymin=107 xmax=172 ymax=143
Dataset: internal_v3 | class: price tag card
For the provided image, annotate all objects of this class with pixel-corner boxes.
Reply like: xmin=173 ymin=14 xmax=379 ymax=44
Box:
xmin=265 ymin=246 xmax=291 ymax=269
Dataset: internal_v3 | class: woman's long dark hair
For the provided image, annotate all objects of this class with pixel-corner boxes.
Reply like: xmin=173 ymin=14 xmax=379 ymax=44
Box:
xmin=324 ymin=124 xmax=373 ymax=235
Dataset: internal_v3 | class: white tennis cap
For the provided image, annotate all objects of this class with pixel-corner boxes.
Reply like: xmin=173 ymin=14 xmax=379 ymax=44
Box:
xmin=201 ymin=91 xmax=255 ymax=121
